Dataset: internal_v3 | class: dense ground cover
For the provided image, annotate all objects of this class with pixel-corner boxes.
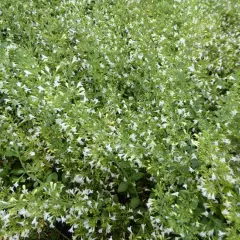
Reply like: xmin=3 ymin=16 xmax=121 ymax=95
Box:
xmin=0 ymin=0 xmax=240 ymax=239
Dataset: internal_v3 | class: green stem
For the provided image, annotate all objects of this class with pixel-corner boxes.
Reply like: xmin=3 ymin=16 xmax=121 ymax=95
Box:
xmin=112 ymin=156 xmax=139 ymax=197
xmin=54 ymin=227 xmax=71 ymax=240
xmin=15 ymin=149 xmax=43 ymax=185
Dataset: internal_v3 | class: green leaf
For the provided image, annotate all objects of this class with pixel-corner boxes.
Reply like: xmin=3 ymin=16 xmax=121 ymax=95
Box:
xmin=5 ymin=150 xmax=18 ymax=157
xmin=118 ymin=161 xmax=130 ymax=169
xmin=179 ymin=190 xmax=188 ymax=198
xmin=10 ymin=169 xmax=25 ymax=175
xmin=191 ymin=199 xmax=198 ymax=209
xmin=0 ymin=170 xmax=8 ymax=177
xmin=128 ymin=185 xmax=136 ymax=194
xmin=130 ymin=197 xmax=140 ymax=209
xmin=131 ymin=172 xmax=145 ymax=181
xmin=191 ymin=159 xmax=199 ymax=169
xmin=46 ymin=172 xmax=58 ymax=183
xmin=44 ymin=170 xmax=52 ymax=180
xmin=117 ymin=181 xmax=128 ymax=193
xmin=33 ymin=181 xmax=39 ymax=188
xmin=113 ymin=195 xmax=119 ymax=203
xmin=178 ymin=176 xmax=185 ymax=185
xmin=61 ymin=172 xmax=68 ymax=183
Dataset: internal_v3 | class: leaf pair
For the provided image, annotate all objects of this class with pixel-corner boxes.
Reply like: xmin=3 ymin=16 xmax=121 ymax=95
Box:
xmin=46 ymin=172 xmax=58 ymax=183
xmin=117 ymin=181 xmax=141 ymax=209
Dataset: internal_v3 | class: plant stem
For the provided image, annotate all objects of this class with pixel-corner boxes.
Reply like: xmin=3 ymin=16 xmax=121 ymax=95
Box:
xmin=54 ymin=227 xmax=71 ymax=240
xmin=112 ymin=156 xmax=139 ymax=197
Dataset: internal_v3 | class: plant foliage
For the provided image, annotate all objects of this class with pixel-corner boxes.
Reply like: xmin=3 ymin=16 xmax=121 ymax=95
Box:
xmin=0 ymin=0 xmax=240 ymax=239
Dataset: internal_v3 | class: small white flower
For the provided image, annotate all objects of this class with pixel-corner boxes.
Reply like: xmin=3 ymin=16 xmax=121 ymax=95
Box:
xmin=29 ymin=151 xmax=35 ymax=157
xmin=171 ymin=192 xmax=179 ymax=197
xmin=45 ymin=66 xmax=50 ymax=73
xmin=227 ymin=191 xmax=233 ymax=197
xmin=199 ymin=231 xmax=206 ymax=237
xmin=212 ymin=173 xmax=216 ymax=180
xmin=231 ymin=110 xmax=237 ymax=116
xmin=37 ymin=86 xmax=45 ymax=93
xmin=130 ymin=133 xmax=136 ymax=141
xmin=2 ymin=213 xmax=10 ymax=221
xmin=17 ymin=221 xmax=24 ymax=226
xmin=44 ymin=212 xmax=50 ymax=220
xmin=219 ymin=230 xmax=226 ymax=237
xmin=77 ymin=137 xmax=84 ymax=145
xmin=220 ymin=158 xmax=226 ymax=163
xmin=188 ymin=64 xmax=195 ymax=72
xmin=24 ymin=70 xmax=32 ymax=77
xmin=110 ymin=215 xmax=116 ymax=221
xmin=68 ymin=226 xmax=74 ymax=233
xmin=202 ymin=211 xmax=209 ymax=217
xmin=50 ymin=222 xmax=55 ymax=228
xmin=222 ymin=209 xmax=229 ymax=215
xmin=208 ymin=229 xmax=214 ymax=236
xmin=179 ymin=38 xmax=186 ymax=46
xmin=109 ymin=126 xmax=116 ymax=132
xmin=72 ymin=56 xmax=77 ymax=63
xmin=223 ymin=139 xmax=230 ymax=144
xmin=29 ymin=114 xmax=35 ymax=120
xmin=189 ymin=167 xmax=194 ymax=173
xmin=106 ymin=144 xmax=112 ymax=152
xmin=127 ymin=226 xmax=132 ymax=233
xmin=138 ymin=54 xmax=143 ymax=60
xmin=73 ymin=175 xmax=84 ymax=184
xmin=19 ymin=208 xmax=29 ymax=217
xmin=223 ymin=201 xmax=231 ymax=208
xmin=32 ymin=217 xmax=38 ymax=227
xmin=42 ymin=55 xmax=48 ymax=61
xmin=61 ymin=216 xmax=66 ymax=223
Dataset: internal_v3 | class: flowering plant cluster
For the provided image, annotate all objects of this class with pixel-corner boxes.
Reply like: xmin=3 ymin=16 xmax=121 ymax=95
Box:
xmin=0 ymin=0 xmax=240 ymax=239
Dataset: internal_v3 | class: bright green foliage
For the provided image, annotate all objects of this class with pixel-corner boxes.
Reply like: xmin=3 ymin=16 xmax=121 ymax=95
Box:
xmin=0 ymin=0 xmax=240 ymax=239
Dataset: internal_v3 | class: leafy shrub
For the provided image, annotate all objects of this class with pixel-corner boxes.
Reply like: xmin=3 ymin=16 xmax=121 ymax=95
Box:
xmin=0 ymin=0 xmax=240 ymax=239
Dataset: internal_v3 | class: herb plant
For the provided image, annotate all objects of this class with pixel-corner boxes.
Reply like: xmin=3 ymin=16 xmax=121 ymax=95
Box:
xmin=0 ymin=0 xmax=240 ymax=239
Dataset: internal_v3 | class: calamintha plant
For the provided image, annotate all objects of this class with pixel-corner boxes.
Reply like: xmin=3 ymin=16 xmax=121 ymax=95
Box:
xmin=0 ymin=0 xmax=240 ymax=239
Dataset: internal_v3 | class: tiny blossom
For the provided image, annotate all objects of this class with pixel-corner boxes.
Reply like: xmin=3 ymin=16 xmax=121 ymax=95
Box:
xmin=106 ymin=144 xmax=112 ymax=152
xmin=179 ymin=38 xmax=186 ymax=46
xmin=231 ymin=110 xmax=237 ymax=116
xmin=223 ymin=201 xmax=231 ymax=208
xmin=127 ymin=226 xmax=132 ymax=233
xmin=32 ymin=217 xmax=38 ymax=227
xmin=188 ymin=64 xmax=195 ymax=72
xmin=171 ymin=192 xmax=179 ymax=197
xmin=0 ymin=1 xmax=240 ymax=239
xmin=202 ymin=211 xmax=209 ymax=217
xmin=208 ymin=229 xmax=214 ymax=236
xmin=29 ymin=151 xmax=35 ymax=157
xmin=223 ymin=139 xmax=230 ymax=144
xmin=199 ymin=232 xmax=207 ymax=237
xmin=24 ymin=70 xmax=32 ymax=76
xmin=72 ymin=175 xmax=84 ymax=184
xmin=218 ymin=230 xmax=226 ymax=237
xmin=130 ymin=133 xmax=136 ymax=141
xmin=68 ymin=226 xmax=74 ymax=233
xmin=222 ymin=209 xmax=229 ymax=215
